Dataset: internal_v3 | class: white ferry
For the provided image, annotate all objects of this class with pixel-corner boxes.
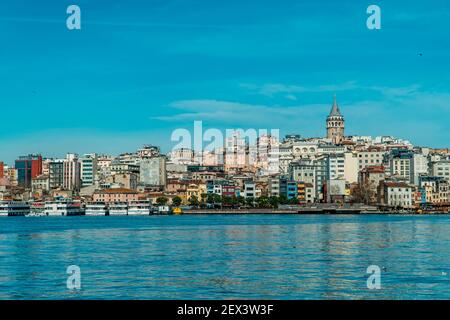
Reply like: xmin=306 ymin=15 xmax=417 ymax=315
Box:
xmin=127 ymin=200 xmax=152 ymax=216
xmin=27 ymin=202 xmax=46 ymax=217
xmin=0 ymin=201 xmax=30 ymax=216
xmin=44 ymin=201 xmax=84 ymax=216
xmin=108 ymin=202 xmax=128 ymax=216
xmin=85 ymin=202 xmax=109 ymax=216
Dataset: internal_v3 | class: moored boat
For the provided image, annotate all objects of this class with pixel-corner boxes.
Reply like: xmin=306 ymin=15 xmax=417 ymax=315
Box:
xmin=0 ymin=201 xmax=30 ymax=216
xmin=127 ymin=200 xmax=152 ymax=215
xmin=44 ymin=200 xmax=84 ymax=216
xmin=85 ymin=202 xmax=109 ymax=216
xmin=108 ymin=202 xmax=128 ymax=216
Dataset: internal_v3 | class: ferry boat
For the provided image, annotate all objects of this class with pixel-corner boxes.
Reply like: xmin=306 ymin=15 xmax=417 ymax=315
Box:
xmin=108 ymin=202 xmax=128 ymax=216
xmin=85 ymin=202 xmax=109 ymax=216
xmin=127 ymin=200 xmax=152 ymax=215
xmin=44 ymin=201 xmax=84 ymax=216
xmin=0 ymin=201 xmax=30 ymax=216
xmin=27 ymin=202 xmax=46 ymax=217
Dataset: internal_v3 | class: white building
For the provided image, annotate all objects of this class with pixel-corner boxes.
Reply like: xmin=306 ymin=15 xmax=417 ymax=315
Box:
xmin=269 ymin=177 xmax=280 ymax=197
xmin=413 ymin=153 xmax=429 ymax=185
xmin=389 ymin=152 xmax=414 ymax=183
xmin=80 ymin=153 xmax=98 ymax=187
xmin=63 ymin=154 xmax=81 ymax=191
xmin=225 ymin=131 xmax=247 ymax=169
xmin=291 ymin=141 xmax=319 ymax=159
xmin=344 ymin=152 xmax=359 ymax=184
xmin=137 ymin=145 xmax=160 ymax=158
xmin=170 ymin=148 xmax=195 ymax=165
xmin=431 ymin=160 xmax=450 ymax=181
xmin=382 ymin=182 xmax=413 ymax=208
xmin=356 ymin=150 xmax=386 ymax=171
xmin=243 ymin=181 xmax=256 ymax=198
xmin=326 ymin=155 xmax=345 ymax=180
xmin=31 ymin=175 xmax=50 ymax=193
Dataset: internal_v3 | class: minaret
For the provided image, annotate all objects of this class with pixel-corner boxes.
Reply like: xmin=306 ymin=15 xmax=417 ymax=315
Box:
xmin=326 ymin=95 xmax=345 ymax=144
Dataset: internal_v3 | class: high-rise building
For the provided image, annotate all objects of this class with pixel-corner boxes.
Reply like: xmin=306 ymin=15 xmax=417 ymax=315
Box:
xmin=326 ymin=95 xmax=345 ymax=144
xmin=225 ymin=131 xmax=247 ymax=169
xmin=14 ymin=154 xmax=42 ymax=188
xmin=80 ymin=153 xmax=98 ymax=187
xmin=0 ymin=161 xmax=4 ymax=179
xmin=413 ymin=153 xmax=429 ymax=185
xmin=430 ymin=160 xmax=450 ymax=181
xmin=49 ymin=160 xmax=64 ymax=189
xmin=289 ymin=157 xmax=327 ymax=200
xmin=139 ymin=156 xmax=167 ymax=187
xmin=356 ymin=150 xmax=387 ymax=171
xmin=388 ymin=149 xmax=414 ymax=184
xmin=63 ymin=153 xmax=81 ymax=191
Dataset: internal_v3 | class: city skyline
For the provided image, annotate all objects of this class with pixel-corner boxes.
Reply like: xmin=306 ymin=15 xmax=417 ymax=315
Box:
xmin=1 ymin=0 xmax=449 ymax=164
xmin=0 ymin=94 xmax=445 ymax=166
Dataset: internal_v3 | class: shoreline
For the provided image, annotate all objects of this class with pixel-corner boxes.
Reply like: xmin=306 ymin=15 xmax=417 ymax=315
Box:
xmin=181 ymin=209 xmax=449 ymax=215
xmin=2 ymin=208 xmax=449 ymax=217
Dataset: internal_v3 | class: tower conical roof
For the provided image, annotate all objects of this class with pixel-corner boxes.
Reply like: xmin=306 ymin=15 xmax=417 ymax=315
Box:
xmin=329 ymin=95 xmax=342 ymax=117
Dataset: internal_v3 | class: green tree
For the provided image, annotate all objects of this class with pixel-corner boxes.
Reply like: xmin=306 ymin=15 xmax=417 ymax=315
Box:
xmin=206 ymin=194 xmax=215 ymax=204
xmin=278 ymin=194 xmax=288 ymax=205
xmin=256 ymin=196 xmax=270 ymax=208
xmin=230 ymin=196 xmax=239 ymax=208
xmin=188 ymin=195 xmax=199 ymax=207
xmin=269 ymin=196 xmax=280 ymax=209
xmin=172 ymin=196 xmax=182 ymax=207
xmin=222 ymin=195 xmax=233 ymax=207
xmin=156 ymin=197 xmax=169 ymax=206
xmin=200 ymin=193 xmax=207 ymax=204
xmin=213 ymin=194 xmax=222 ymax=206
xmin=245 ymin=197 xmax=255 ymax=208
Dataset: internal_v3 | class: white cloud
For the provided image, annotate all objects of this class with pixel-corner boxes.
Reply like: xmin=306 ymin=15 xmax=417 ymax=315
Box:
xmin=240 ymin=81 xmax=359 ymax=97
xmin=153 ymin=99 xmax=328 ymax=128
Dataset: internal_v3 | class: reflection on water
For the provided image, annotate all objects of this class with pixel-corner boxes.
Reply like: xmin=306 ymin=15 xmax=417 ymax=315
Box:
xmin=0 ymin=215 xmax=449 ymax=299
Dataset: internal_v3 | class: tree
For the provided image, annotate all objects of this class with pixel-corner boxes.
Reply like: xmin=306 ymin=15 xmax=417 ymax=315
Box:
xmin=245 ymin=197 xmax=255 ymax=208
xmin=222 ymin=195 xmax=233 ymax=207
xmin=278 ymin=194 xmax=288 ymax=205
xmin=351 ymin=181 xmax=376 ymax=205
xmin=269 ymin=196 xmax=280 ymax=209
xmin=206 ymin=194 xmax=215 ymax=204
xmin=212 ymin=194 xmax=222 ymax=205
xmin=256 ymin=196 xmax=270 ymax=208
xmin=237 ymin=196 xmax=246 ymax=207
xmin=188 ymin=195 xmax=199 ymax=207
xmin=200 ymin=193 xmax=207 ymax=204
xmin=200 ymin=193 xmax=208 ymax=208
xmin=230 ymin=196 xmax=239 ymax=208
xmin=156 ymin=197 xmax=168 ymax=206
xmin=172 ymin=196 xmax=182 ymax=207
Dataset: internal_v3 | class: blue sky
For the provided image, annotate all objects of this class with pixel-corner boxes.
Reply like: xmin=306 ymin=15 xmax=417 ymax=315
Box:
xmin=0 ymin=0 xmax=449 ymax=164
